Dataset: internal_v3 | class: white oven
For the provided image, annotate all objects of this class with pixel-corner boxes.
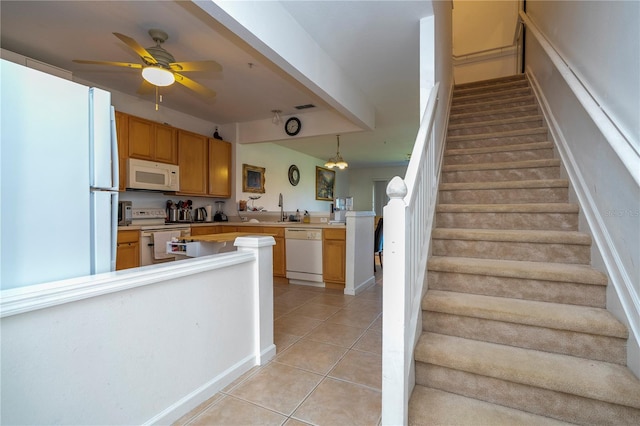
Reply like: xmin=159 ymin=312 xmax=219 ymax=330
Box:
xmin=140 ymin=224 xmax=191 ymax=266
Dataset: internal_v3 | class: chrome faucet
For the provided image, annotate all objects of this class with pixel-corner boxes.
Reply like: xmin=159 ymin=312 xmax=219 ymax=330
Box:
xmin=278 ymin=193 xmax=285 ymax=222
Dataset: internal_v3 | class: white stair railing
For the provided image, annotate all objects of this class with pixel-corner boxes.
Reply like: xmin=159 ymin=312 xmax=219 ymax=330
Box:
xmin=381 ymin=82 xmax=441 ymax=425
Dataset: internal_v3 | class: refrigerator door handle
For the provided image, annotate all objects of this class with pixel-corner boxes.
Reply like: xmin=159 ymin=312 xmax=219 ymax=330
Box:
xmin=110 ymin=106 xmax=119 ymax=191
xmin=110 ymin=190 xmax=119 ymax=271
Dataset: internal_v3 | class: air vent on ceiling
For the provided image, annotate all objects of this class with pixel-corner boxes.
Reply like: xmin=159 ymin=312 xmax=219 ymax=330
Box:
xmin=294 ymin=103 xmax=316 ymax=110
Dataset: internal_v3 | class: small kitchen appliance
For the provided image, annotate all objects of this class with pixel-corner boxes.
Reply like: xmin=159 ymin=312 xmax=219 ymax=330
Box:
xmin=118 ymin=201 xmax=132 ymax=226
xmin=213 ymin=201 xmax=228 ymax=222
xmin=194 ymin=207 xmax=207 ymax=222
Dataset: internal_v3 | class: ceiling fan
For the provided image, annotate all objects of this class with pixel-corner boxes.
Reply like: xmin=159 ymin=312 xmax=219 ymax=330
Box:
xmin=73 ymin=29 xmax=222 ymax=98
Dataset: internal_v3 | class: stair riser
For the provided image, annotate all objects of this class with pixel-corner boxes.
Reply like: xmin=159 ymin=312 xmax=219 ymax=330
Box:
xmin=444 ymin=148 xmax=554 ymax=165
xmin=449 ymin=106 xmax=539 ymax=125
xmin=415 ymin=363 xmax=640 ymax=425
xmin=432 ymin=239 xmax=591 ymax=264
xmin=439 ymin=187 xmax=568 ymax=204
xmin=427 ymin=271 xmax=605 ymax=307
xmin=453 ymin=89 xmax=532 ymax=106
xmin=451 ymin=98 xmax=535 ymax=114
xmin=442 ymin=167 xmax=560 ymax=183
xmin=448 ymin=120 xmax=543 ymax=137
xmin=422 ymin=312 xmax=626 ymax=364
xmin=436 ymin=211 xmax=578 ymax=231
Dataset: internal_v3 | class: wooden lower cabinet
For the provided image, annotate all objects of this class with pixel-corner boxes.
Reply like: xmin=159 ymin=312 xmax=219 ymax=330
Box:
xmin=263 ymin=227 xmax=286 ymax=278
xmin=116 ymin=230 xmax=140 ymax=271
xmin=191 ymin=225 xmax=220 ymax=236
xmin=323 ymin=228 xmax=346 ymax=288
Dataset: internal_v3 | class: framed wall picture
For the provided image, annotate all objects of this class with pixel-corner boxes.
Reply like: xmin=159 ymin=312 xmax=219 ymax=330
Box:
xmin=242 ymin=164 xmax=265 ymax=193
xmin=315 ymin=166 xmax=335 ymax=201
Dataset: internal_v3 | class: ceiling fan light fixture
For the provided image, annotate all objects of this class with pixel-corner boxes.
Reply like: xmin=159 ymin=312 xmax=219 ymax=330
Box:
xmin=142 ymin=66 xmax=175 ymax=86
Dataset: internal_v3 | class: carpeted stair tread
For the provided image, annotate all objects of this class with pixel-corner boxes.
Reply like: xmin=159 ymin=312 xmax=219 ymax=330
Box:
xmin=443 ymin=158 xmax=560 ymax=172
xmin=453 ymin=74 xmax=527 ymax=90
xmin=415 ymin=332 xmax=640 ymax=409
xmin=428 ymin=256 xmax=608 ymax=286
xmin=448 ymin=114 xmax=544 ymax=132
xmin=452 ymin=87 xmax=533 ymax=105
xmin=446 ymin=132 xmax=548 ymax=147
xmin=432 ymin=228 xmax=591 ymax=245
xmin=440 ymin=178 xmax=568 ymax=191
xmin=453 ymin=77 xmax=529 ymax=95
xmin=436 ymin=202 xmax=578 ymax=213
xmin=449 ymin=104 xmax=539 ymax=122
xmin=422 ymin=290 xmax=628 ymax=338
xmin=409 ymin=386 xmax=571 ymax=426
xmin=445 ymin=142 xmax=553 ymax=158
xmin=450 ymin=95 xmax=536 ymax=112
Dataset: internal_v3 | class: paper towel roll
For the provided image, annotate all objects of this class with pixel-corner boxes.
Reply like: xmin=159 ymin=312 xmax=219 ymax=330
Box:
xmin=205 ymin=205 xmax=213 ymax=222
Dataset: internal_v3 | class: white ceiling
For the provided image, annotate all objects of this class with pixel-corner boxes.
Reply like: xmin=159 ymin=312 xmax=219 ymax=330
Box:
xmin=0 ymin=1 xmax=434 ymax=168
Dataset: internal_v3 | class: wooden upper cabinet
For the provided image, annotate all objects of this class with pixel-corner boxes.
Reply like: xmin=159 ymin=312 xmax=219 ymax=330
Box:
xmin=208 ymin=138 xmax=232 ymax=198
xmin=154 ymin=123 xmax=178 ymax=164
xmin=128 ymin=115 xmax=177 ymax=164
xmin=114 ymin=111 xmax=129 ymax=191
xmin=178 ymin=130 xmax=208 ymax=195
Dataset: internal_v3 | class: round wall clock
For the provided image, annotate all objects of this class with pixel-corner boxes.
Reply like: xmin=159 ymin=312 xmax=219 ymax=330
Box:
xmin=285 ymin=117 xmax=301 ymax=136
xmin=288 ymin=165 xmax=300 ymax=186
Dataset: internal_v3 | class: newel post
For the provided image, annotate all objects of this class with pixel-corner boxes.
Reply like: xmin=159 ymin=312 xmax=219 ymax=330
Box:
xmin=235 ymin=236 xmax=276 ymax=365
xmin=382 ymin=176 xmax=409 ymax=426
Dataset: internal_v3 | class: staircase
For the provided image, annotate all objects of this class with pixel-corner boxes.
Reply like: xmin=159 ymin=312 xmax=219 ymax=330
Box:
xmin=408 ymin=75 xmax=640 ymax=425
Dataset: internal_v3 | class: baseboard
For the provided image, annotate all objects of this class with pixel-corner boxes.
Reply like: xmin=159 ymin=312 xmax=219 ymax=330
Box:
xmin=144 ymin=353 xmax=257 ymax=425
xmin=528 ymin=68 xmax=640 ymax=376
xmin=345 ymin=275 xmax=376 ymax=296
xmin=258 ymin=344 xmax=276 ymax=365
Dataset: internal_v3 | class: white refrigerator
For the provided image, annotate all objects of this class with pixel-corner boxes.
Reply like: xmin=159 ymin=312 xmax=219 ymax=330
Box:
xmin=1 ymin=59 xmax=119 ymax=290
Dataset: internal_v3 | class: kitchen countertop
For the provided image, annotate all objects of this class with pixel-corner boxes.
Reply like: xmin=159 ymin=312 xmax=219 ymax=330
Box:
xmin=118 ymin=221 xmax=345 ymax=231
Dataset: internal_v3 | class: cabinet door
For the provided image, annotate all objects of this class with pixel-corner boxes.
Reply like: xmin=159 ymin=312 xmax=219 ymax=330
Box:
xmin=208 ymin=139 xmax=232 ymax=197
xmin=116 ymin=230 xmax=140 ymax=270
xmin=128 ymin=116 xmax=154 ymax=160
xmin=272 ymin=236 xmax=286 ymax=277
xmin=323 ymin=228 xmax=346 ymax=285
xmin=116 ymin=242 xmax=139 ymax=270
xmin=178 ymin=130 xmax=208 ymax=195
xmin=155 ymin=124 xmax=178 ymax=164
xmin=115 ymin=111 xmax=128 ymax=191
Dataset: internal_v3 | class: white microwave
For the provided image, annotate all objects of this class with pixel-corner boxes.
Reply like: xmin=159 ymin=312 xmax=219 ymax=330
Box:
xmin=127 ymin=158 xmax=180 ymax=191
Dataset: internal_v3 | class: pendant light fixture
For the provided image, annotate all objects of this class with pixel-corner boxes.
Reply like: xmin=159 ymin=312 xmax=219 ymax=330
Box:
xmin=324 ymin=135 xmax=348 ymax=170
xmin=271 ymin=109 xmax=282 ymax=125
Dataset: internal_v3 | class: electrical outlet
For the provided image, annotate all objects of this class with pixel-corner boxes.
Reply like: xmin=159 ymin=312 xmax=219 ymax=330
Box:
xmin=320 ymin=217 xmax=328 ymax=223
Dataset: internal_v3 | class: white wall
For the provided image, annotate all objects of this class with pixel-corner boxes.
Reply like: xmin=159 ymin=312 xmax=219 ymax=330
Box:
xmin=524 ymin=0 xmax=640 ymax=376
xmin=452 ymin=0 xmax=520 ymax=84
xmin=234 ymin=142 xmax=346 ymax=218
xmin=347 ymin=166 xmax=408 ymax=212
xmin=0 ymin=240 xmax=275 ymax=425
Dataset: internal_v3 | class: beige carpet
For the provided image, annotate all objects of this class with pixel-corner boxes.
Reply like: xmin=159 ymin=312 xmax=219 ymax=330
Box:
xmin=409 ymin=74 xmax=640 ymax=425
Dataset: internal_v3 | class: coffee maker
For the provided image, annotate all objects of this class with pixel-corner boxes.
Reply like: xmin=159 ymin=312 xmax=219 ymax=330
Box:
xmin=213 ymin=201 xmax=228 ymax=222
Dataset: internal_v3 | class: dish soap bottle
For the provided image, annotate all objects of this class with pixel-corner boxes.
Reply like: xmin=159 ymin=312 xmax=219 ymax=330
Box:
xmin=303 ymin=210 xmax=310 ymax=223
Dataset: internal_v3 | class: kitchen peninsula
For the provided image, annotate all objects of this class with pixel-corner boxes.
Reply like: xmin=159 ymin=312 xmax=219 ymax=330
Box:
xmin=119 ymin=211 xmax=375 ymax=295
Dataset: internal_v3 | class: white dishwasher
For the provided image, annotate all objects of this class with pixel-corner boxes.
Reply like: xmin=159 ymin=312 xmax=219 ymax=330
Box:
xmin=285 ymin=228 xmax=324 ymax=286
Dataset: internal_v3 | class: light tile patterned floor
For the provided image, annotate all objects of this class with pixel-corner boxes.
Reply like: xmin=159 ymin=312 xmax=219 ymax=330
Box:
xmin=175 ymin=268 xmax=383 ymax=426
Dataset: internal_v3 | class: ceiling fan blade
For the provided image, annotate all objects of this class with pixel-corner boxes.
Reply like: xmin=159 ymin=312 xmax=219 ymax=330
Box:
xmin=73 ymin=59 xmax=142 ymax=69
xmin=113 ymin=32 xmax=157 ymax=64
xmin=174 ymin=73 xmax=217 ymax=98
xmin=136 ymin=80 xmax=155 ymax=95
xmin=169 ymin=60 xmax=222 ymax=73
